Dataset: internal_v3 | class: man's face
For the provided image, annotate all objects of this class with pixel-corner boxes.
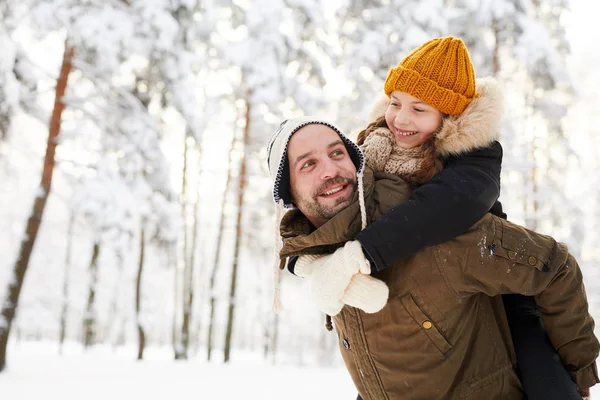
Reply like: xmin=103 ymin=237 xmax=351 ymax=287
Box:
xmin=287 ymin=124 xmax=357 ymax=227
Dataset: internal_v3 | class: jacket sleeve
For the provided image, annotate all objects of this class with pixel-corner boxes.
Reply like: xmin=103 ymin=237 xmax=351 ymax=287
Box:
xmin=356 ymin=141 xmax=504 ymax=271
xmin=438 ymin=215 xmax=600 ymax=390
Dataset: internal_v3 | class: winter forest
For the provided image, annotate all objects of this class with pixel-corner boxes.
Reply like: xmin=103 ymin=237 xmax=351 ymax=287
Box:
xmin=1 ymin=0 xmax=599 ymax=398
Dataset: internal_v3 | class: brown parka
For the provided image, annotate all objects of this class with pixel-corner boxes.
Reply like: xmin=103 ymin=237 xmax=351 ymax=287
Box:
xmin=280 ymin=167 xmax=598 ymax=399
xmin=278 ymin=79 xmax=599 ymax=399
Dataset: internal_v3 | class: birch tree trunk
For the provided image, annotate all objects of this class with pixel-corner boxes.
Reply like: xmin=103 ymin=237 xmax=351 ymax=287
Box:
xmin=187 ymin=185 xmax=201 ymax=354
xmin=171 ymin=244 xmax=180 ymax=357
xmin=176 ymin=132 xmax=190 ymax=360
xmin=526 ymin=137 xmax=540 ymax=231
xmin=108 ymin=251 xmax=124 ymax=351
xmin=180 ymin=133 xmax=200 ymax=359
xmin=523 ymin=91 xmax=539 ymax=231
xmin=59 ymin=214 xmax=75 ymax=353
xmin=136 ymin=227 xmax=146 ymax=360
xmin=223 ymin=98 xmax=251 ymax=363
xmin=207 ymin=119 xmax=237 ymax=361
xmin=0 ymin=42 xmax=74 ymax=372
xmin=269 ymin=295 xmax=281 ymax=364
xmin=491 ymin=19 xmax=501 ymax=77
xmin=83 ymin=242 xmax=100 ymax=349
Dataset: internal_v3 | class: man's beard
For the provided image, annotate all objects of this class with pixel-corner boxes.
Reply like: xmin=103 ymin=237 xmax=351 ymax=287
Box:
xmin=294 ymin=176 xmax=357 ymax=222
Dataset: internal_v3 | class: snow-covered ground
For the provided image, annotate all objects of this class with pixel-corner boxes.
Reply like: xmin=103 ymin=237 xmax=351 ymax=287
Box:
xmin=3 ymin=341 xmax=599 ymax=399
xmin=2 ymin=341 xmax=357 ymax=400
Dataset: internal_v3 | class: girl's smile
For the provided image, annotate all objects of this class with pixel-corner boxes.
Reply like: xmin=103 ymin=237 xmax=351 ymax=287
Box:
xmin=385 ymin=91 xmax=444 ymax=149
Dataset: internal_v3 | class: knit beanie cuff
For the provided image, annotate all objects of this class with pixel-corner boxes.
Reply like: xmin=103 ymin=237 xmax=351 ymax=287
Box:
xmin=384 ymin=66 xmax=476 ymax=115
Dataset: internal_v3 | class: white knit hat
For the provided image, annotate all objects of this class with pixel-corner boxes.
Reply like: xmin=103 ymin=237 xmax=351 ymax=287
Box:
xmin=266 ymin=117 xmax=369 ymax=313
xmin=266 ymin=117 xmax=365 ymax=209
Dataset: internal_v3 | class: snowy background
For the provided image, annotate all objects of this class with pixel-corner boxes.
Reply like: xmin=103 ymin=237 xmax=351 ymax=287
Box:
xmin=1 ymin=0 xmax=599 ymax=398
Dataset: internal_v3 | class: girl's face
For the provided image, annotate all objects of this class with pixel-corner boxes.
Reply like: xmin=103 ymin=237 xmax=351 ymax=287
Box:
xmin=385 ymin=91 xmax=444 ymax=149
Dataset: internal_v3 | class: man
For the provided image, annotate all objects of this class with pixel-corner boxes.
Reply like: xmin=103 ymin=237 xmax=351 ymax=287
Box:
xmin=267 ymin=117 xmax=599 ymax=399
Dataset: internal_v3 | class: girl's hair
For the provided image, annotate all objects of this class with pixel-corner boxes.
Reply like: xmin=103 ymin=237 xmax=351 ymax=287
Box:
xmin=356 ymin=116 xmax=387 ymax=146
xmin=356 ymin=116 xmax=443 ymax=185
xmin=409 ymin=138 xmax=442 ymax=184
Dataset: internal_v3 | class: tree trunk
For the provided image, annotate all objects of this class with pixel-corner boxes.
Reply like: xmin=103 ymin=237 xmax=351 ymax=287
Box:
xmin=59 ymin=214 xmax=75 ymax=353
xmin=268 ymin=295 xmax=281 ymax=364
xmin=83 ymin=241 xmax=100 ymax=348
xmin=223 ymin=99 xmax=251 ymax=363
xmin=523 ymin=91 xmax=539 ymax=231
xmin=187 ymin=184 xmax=201 ymax=355
xmin=176 ymin=131 xmax=190 ymax=360
xmin=180 ymin=132 xmax=199 ymax=359
xmin=0 ymin=42 xmax=74 ymax=371
xmin=491 ymin=19 xmax=501 ymax=76
xmin=207 ymin=118 xmax=238 ymax=361
xmin=264 ymin=267 xmax=282 ymax=363
xmin=136 ymin=227 xmax=146 ymax=360
xmin=527 ymin=139 xmax=539 ymax=231
xmin=171 ymin=244 xmax=180 ymax=357
xmin=109 ymin=251 xmax=124 ymax=351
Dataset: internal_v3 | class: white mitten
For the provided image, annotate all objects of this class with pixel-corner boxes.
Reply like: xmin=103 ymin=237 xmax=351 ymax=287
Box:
xmin=294 ymin=241 xmax=371 ymax=316
xmin=295 ymin=254 xmax=345 ymax=316
xmin=341 ymin=273 xmax=389 ymax=313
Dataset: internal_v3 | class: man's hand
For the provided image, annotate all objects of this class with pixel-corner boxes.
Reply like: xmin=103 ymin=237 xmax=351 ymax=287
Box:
xmin=295 ymin=241 xmax=371 ymax=316
xmin=295 ymin=241 xmax=388 ymax=315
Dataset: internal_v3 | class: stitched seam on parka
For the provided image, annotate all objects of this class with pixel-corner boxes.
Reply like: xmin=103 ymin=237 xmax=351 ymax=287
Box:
xmin=354 ymin=308 xmax=389 ymax=400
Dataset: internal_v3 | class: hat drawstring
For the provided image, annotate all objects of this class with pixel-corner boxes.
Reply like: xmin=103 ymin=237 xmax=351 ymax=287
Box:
xmin=357 ymin=170 xmax=368 ymax=231
xmin=272 ymin=199 xmax=286 ymax=313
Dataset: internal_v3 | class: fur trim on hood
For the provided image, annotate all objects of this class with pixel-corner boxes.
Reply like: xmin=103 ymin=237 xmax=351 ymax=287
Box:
xmin=367 ymin=77 xmax=503 ymax=157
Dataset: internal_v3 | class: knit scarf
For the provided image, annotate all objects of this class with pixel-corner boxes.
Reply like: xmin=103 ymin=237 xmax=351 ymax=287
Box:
xmin=360 ymin=127 xmax=443 ymax=184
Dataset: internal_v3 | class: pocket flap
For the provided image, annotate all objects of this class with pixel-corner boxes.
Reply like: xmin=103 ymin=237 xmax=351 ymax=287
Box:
xmin=401 ymin=293 xmax=452 ymax=354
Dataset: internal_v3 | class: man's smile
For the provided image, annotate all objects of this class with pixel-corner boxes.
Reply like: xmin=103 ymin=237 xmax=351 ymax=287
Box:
xmin=318 ymin=183 xmax=351 ymax=199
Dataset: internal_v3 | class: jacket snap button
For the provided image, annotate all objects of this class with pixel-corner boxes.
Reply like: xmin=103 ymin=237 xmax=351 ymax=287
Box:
xmin=528 ymin=256 xmax=537 ymax=265
xmin=508 ymin=250 xmax=517 ymax=259
xmin=422 ymin=321 xmax=433 ymax=330
xmin=342 ymin=338 xmax=350 ymax=349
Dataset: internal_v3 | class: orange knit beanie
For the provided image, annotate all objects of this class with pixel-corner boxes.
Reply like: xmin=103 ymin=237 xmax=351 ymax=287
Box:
xmin=384 ymin=36 xmax=478 ymax=115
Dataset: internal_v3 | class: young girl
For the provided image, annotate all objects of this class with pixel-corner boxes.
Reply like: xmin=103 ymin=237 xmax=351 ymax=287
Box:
xmin=288 ymin=36 xmax=586 ymax=399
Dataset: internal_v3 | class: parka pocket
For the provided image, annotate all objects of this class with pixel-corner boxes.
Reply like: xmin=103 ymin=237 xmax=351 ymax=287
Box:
xmin=400 ymin=293 xmax=452 ymax=355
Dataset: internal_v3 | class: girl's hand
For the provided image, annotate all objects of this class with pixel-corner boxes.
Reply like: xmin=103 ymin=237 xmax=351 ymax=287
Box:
xmin=580 ymin=387 xmax=590 ymax=399
xmin=342 ymin=273 xmax=389 ymax=314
